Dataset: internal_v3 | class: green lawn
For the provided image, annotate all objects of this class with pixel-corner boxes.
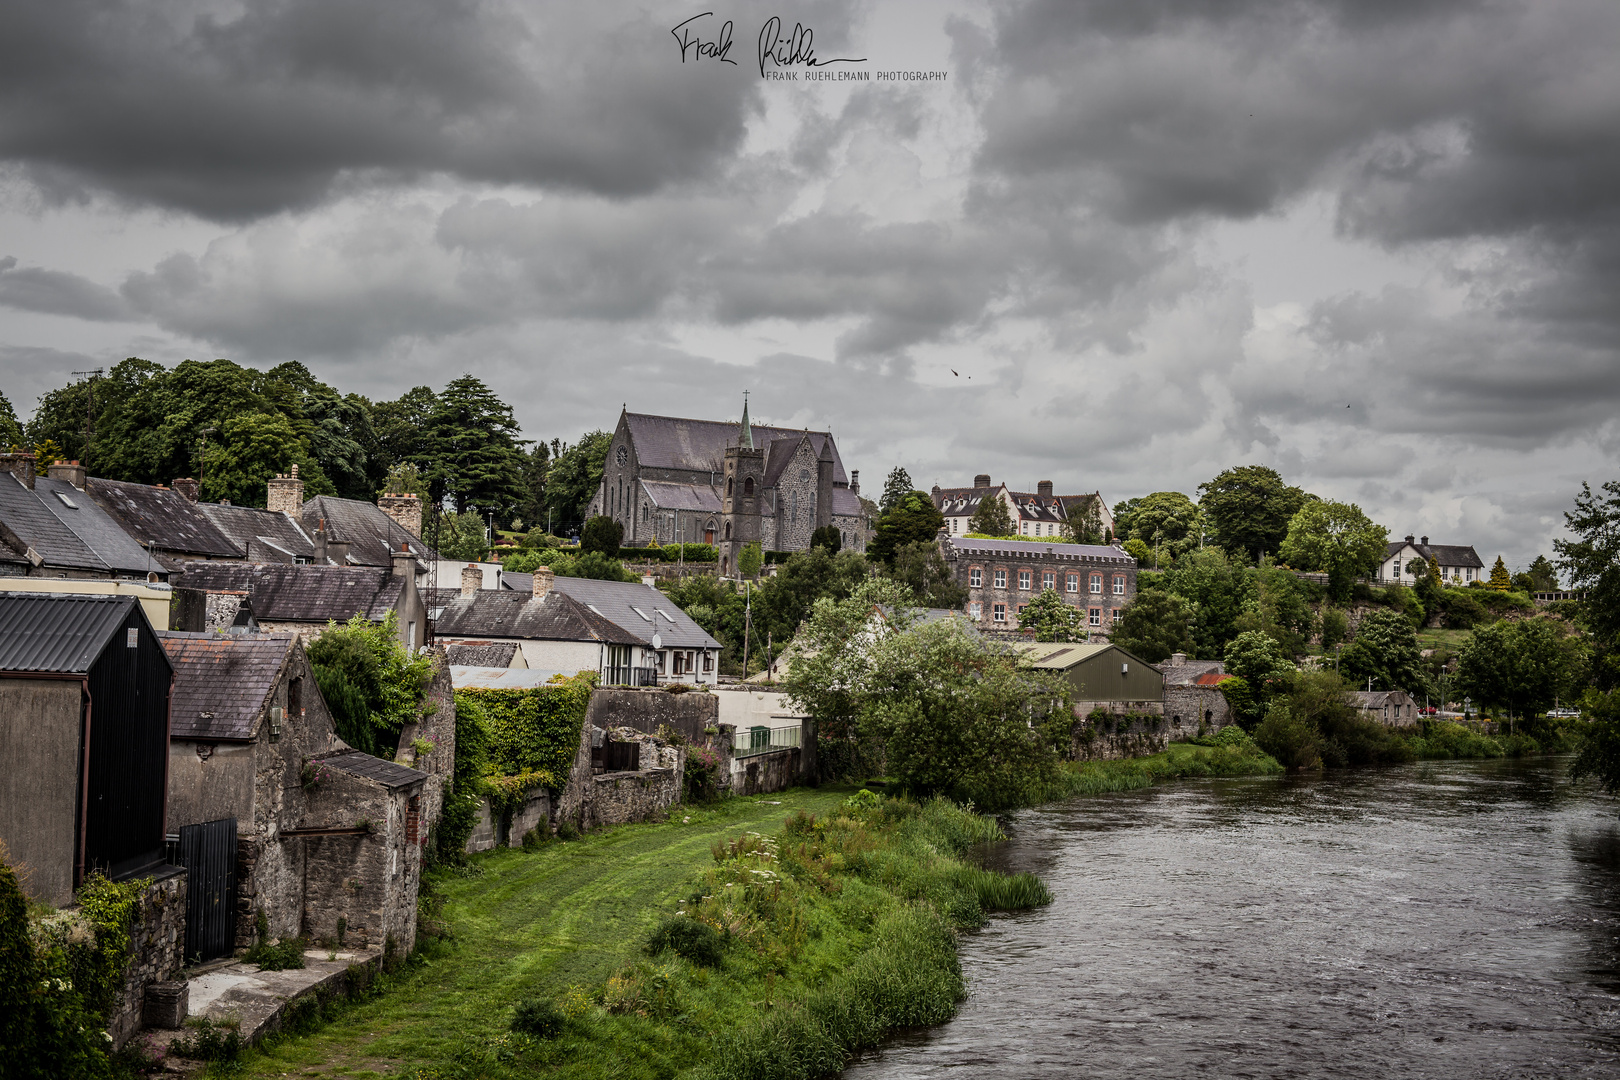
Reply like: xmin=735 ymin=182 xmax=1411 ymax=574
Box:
xmin=1416 ymin=627 xmax=1472 ymax=651
xmin=238 ymin=789 xmax=851 ymax=1078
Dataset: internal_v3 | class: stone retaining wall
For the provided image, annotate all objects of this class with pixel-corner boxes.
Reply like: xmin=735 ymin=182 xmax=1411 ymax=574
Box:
xmin=111 ymin=868 xmax=188 ymax=1049
xmin=586 ymin=687 xmax=718 ymax=744
xmin=731 ymin=747 xmax=800 ymax=795
xmin=1069 ymin=708 xmax=1222 ymax=762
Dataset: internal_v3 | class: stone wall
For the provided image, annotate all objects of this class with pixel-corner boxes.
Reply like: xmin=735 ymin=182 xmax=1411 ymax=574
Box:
xmin=110 ymin=869 xmax=188 ymax=1048
xmin=731 ymin=747 xmax=800 ymax=795
xmin=586 ymin=686 xmax=718 ymax=744
xmin=1069 ymin=705 xmax=1225 ymax=762
xmin=586 ymin=767 xmax=681 ymax=828
xmin=298 ymin=768 xmax=422 ymax=954
xmin=395 ymin=648 xmax=456 ymax=840
xmin=1163 ymin=684 xmax=1233 ymax=730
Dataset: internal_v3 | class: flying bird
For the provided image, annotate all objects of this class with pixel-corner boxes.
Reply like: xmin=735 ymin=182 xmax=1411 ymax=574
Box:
xmin=951 ymin=369 xmax=959 ymax=376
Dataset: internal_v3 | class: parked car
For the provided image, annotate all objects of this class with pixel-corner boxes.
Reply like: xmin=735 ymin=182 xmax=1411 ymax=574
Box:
xmin=1419 ymin=705 xmax=1439 ymax=716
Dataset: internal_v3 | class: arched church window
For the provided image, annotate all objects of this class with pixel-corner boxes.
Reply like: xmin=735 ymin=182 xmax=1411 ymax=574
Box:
xmin=727 ymin=476 xmax=734 ymax=496
xmin=725 ymin=522 xmax=732 ymax=539
xmin=743 ymin=477 xmax=754 ymax=496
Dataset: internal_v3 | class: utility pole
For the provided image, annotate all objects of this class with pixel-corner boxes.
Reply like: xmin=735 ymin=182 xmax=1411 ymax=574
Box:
xmin=742 ymin=580 xmax=753 ymax=682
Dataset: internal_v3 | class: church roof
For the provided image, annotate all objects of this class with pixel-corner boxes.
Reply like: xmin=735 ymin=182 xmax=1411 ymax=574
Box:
xmin=639 ymin=479 xmax=722 ymax=513
xmin=624 ymin=412 xmax=849 ymax=485
xmin=831 ymin=487 xmax=865 ymax=517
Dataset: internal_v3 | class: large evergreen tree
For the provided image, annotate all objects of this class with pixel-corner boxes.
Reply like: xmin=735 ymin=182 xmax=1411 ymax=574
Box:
xmin=545 ymin=431 xmax=612 ymax=534
xmin=421 ymin=375 xmax=528 ymax=519
xmin=1487 ymin=555 xmax=1512 ymax=591
xmin=879 ymin=467 xmax=913 ymax=513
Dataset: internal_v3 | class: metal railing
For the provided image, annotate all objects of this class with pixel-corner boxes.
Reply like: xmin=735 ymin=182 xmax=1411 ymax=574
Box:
xmin=733 ymin=723 xmax=802 ymax=758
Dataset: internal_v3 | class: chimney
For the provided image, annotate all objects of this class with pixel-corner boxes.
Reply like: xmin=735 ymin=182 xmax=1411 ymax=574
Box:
xmin=532 ymin=566 xmax=554 ymax=599
xmin=378 ymin=491 xmax=423 ymax=538
xmin=1170 ymin=652 xmax=1187 ymax=665
xmin=313 ymin=518 xmax=328 ymax=564
xmin=171 ymin=477 xmax=200 ymax=503
xmin=46 ymin=459 xmax=87 ymax=488
xmin=266 ymin=464 xmax=304 ymax=516
xmin=1405 ymin=534 xmax=1415 ymax=545
xmin=327 ymin=540 xmax=351 ymax=565
xmin=1420 ymin=535 xmax=1429 ymax=546
xmin=391 ymin=541 xmax=416 ymax=580
xmin=1037 ymin=480 xmax=1054 ymax=498
xmin=1 ymin=451 xmax=37 ymax=490
xmin=461 ymin=563 xmax=482 ymax=597
xmin=850 ymin=470 xmax=860 ymax=495
xmin=974 ymin=474 xmax=991 ymax=488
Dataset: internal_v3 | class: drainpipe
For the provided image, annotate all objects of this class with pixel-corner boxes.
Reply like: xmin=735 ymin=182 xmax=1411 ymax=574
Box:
xmin=78 ymin=677 xmax=93 ymax=887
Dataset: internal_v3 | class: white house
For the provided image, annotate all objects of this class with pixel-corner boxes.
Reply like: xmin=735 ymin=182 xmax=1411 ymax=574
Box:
xmin=1378 ymin=535 xmax=1485 ymax=586
xmin=932 ymin=476 xmax=1113 ymax=540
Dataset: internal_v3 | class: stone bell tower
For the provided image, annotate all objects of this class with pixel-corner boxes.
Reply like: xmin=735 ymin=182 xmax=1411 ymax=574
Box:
xmin=720 ymin=393 xmax=765 ymax=577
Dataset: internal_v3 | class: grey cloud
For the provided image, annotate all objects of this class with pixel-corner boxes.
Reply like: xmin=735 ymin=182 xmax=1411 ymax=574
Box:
xmin=0 ymin=256 xmax=131 ymax=320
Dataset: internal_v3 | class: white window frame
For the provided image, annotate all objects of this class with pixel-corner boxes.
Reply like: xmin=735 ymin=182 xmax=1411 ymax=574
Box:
xmin=1113 ymin=575 xmax=1125 ymax=595
xmin=1043 ymin=571 xmax=1055 ymax=590
xmin=970 ymin=567 xmax=982 ymax=588
xmin=993 ymin=603 xmax=1007 ymax=622
xmin=1089 ymin=608 xmax=1101 ymax=627
xmin=1089 ymin=573 xmax=1102 ymax=594
xmin=1066 ymin=573 xmax=1078 ymax=593
xmin=994 ymin=569 xmax=1007 ymax=589
xmin=1018 ymin=570 xmax=1032 ymax=590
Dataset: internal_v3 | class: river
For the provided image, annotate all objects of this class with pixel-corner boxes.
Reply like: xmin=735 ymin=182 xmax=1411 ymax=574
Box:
xmin=846 ymin=757 xmax=1620 ymax=1079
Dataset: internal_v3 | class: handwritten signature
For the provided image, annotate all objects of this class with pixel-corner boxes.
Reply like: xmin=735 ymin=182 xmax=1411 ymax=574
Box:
xmin=757 ymin=16 xmax=866 ymax=77
xmin=672 ymin=12 xmax=736 ymax=65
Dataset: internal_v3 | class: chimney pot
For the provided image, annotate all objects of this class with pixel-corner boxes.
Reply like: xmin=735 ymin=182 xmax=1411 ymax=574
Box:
xmin=391 ymin=542 xmax=416 ymax=580
xmin=171 ymin=477 xmax=199 ymax=503
xmin=0 ymin=452 xmax=37 ymax=491
xmin=1170 ymin=652 xmax=1187 ymax=665
xmin=1420 ymin=536 xmax=1429 ymax=546
xmin=267 ymin=467 xmax=306 ymax=516
xmin=460 ymin=563 xmax=482 ymax=597
xmin=1037 ymin=480 xmax=1054 ymax=498
xmin=1405 ymin=534 xmax=1415 ymax=545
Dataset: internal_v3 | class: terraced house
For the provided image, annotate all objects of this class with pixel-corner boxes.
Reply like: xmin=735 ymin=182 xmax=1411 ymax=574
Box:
xmin=942 ymin=536 xmax=1138 ymax=635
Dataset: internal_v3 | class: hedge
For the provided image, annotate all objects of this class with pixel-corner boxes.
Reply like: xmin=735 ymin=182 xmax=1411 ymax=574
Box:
xmin=453 ymin=674 xmax=595 ymax=791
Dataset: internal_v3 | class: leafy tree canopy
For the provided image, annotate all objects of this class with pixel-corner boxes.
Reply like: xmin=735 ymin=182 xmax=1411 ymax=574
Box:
xmin=1457 ymin=617 xmax=1586 ymax=718
xmin=1224 ymin=630 xmax=1296 ymax=688
xmin=1110 ymin=589 xmax=1195 ymax=662
xmin=545 ymin=431 xmax=612 ymax=533
xmin=1122 ymin=537 xmax=1151 ymax=564
xmin=737 ymin=541 xmax=764 ymax=580
xmin=869 ymin=490 xmax=946 ymax=566
xmin=306 ymin=612 xmax=434 ymax=758
xmin=1117 ymin=490 xmax=1201 ymax=564
xmin=1198 ymin=465 xmax=1312 ymax=562
xmin=1278 ymin=499 xmax=1387 ymax=601
xmin=1017 ymin=588 xmax=1086 ymax=642
xmin=1339 ymin=610 xmax=1426 ymax=697
xmin=1512 ymin=555 xmax=1558 ymax=594
xmin=810 ymin=524 xmax=842 ymax=553
xmin=437 ymin=510 xmax=491 ymax=562
xmin=966 ymin=493 xmax=1014 ymax=538
xmin=580 ymin=514 xmax=624 ymax=555
xmin=1556 ymin=480 xmax=1620 ymax=687
xmin=887 ymin=540 xmax=968 ymax=610
xmin=0 ymin=390 xmax=24 ymax=447
xmin=1150 ymin=547 xmax=1254 ymax=659
xmin=200 ymin=411 xmax=333 ymax=507
xmin=1062 ymin=494 xmax=1106 ymax=544
xmin=879 ymin=467 xmax=913 ymax=513
xmin=1570 ymin=689 xmax=1620 ymax=799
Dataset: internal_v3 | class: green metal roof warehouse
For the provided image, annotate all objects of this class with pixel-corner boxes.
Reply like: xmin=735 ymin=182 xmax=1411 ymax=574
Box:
xmin=1015 ymin=641 xmax=1164 ymax=703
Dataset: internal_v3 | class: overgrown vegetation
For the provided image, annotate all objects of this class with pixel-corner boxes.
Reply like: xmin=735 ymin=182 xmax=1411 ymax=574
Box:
xmin=242 ymin=911 xmax=306 ymax=971
xmin=307 ymin=611 xmax=435 ymax=758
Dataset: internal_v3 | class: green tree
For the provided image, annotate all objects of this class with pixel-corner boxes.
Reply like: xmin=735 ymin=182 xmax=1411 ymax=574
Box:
xmin=1487 ymin=555 xmax=1512 ymax=592
xmin=888 ymin=540 xmax=968 ymax=610
xmin=1339 ymin=610 xmax=1425 ymax=696
xmin=306 ymin=612 xmax=434 ymax=757
xmin=545 ymin=431 xmax=612 ymax=533
xmin=1062 ymin=494 xmax=1106 ymax=545
xmin=756 ymin=547 xmax=872 ymax=644
xmin=0 ymin=389 xmax=27 ymax=448
xmin=1278 ymin=500 xmax=1387 ymax=601
xmin=966 ymin=493 xmax=1014 ymax=537
xmin=383 ymin=462 xmax=430 ymax=502
xmin=1570 ymin=689 xmax=1620 ymax=799
xmin=31 ymin=439 xmax=64 ymax=475
xmin=438 ymin=510 xmax=491 ymax=562
xmin=1118 ymin=491 xmax=1200 ymax=564
xmin=515 ymin=441 xmax=553 ymax=531
xmin=1556 ymin=480 xmax=1620 ymax=687
xmin=263 ymin=362 xmax=383 ymax=500
xmin=1018 ymin=589 xmax=1086 ymax=642
xmin=1153 ymin=548 xmax=1253 ymax=659
xmin=1231 ymin=565 xmax=1316 ymax=656
xmin=879 ymin=467 xmax=913 ymax=513
xmin=580 ymin=515 xmax=624 ymax=555
xmin=551 ymin=550 xmax=639 ymax=582
xmin=1198 ymin=465 xmax=1312 ymax=562
xmin=1224 ymin=630 xmax=1296 ymax=689
xmin=810 ymin=525 xmax=842 ymax=553
xmin=737 ymin=541 xmax=763 ymax=580
xmin=371 ymin=385 xmax=438 ymax=470
xmin=869 ymin=491 xmax=946 ymax=566
xmin=1512 ymin=554 xmax=1558 ymax=594
xmin=1112 ymin=497 xmax=1143 ymax=538
xmin=1319 ymin=608 xmax=1349 ymax=652
xmin=1456 ymin=618 xmax=1586 ymax=718
xmin=1122 ymin=537 xmax=1151 ymax=565
xmin=421 ymin=375 xmax=528 ymax=519
xmin=1109 ymin=590 xmax=1195 ymax=662
xmin=200 ymin=411 xmax=331 ymax=507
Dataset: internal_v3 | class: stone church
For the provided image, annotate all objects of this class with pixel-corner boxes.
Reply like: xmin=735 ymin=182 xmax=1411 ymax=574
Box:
xmin=590 ymin=402 xmax=871 ymax=575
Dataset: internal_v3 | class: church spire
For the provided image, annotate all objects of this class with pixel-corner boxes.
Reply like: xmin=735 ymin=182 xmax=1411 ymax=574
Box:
xmin=739 ymin=391 xmax=753 ymax=450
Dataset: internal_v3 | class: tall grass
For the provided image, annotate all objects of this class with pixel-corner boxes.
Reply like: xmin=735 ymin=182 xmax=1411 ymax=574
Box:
xmin=1035 ymin=728 xmax=1283 ymax=801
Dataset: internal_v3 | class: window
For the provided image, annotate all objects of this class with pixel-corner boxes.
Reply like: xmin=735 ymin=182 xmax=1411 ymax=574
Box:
xmin=969 ymin=601 xmax=982 ymax=619
xmin=1089 ymin=573 xmax=1102 ymax=594
xmin=1042 ymin=571 xmax=1055 ymax=590
xmin=994 ymin=569 xmax=1007 ymax=589
xmin=1066 ymin=573 xmax=1078 ymax=593
xmin=1112 ymin=574 xmax=1125 ymax=595
xmin=1393 ymin=559 xmax=1401 ymax=577
xmin=1088 ymin=608 xmax=1101 ymax=627
xmin=727 ymin=476 xmax=734 ymax=496
xmin=993 ymin=603 xmax=1007 ymax=622
xmin=1017 ymin=604 xmax=1028 ymax=616
xmin=1018 ymin=570 xmax=1031 ymax=590
xmin=969 ymin=568 xmax=982 ymax=588
xmin=744 ymin=477 xmax=754 ymax=496
xmin=616 ymin=445 xmax=628 ymax=466
xmin=703 ymin=651 xmax=714 ymax=673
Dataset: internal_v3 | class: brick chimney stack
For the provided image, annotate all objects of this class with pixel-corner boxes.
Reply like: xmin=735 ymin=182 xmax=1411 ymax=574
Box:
xmin=461 ymin=563 xmax=482 ymax=597
xmin=171 ymin=477 xmax=200 ymax=503
xmin=1 ymin=451 xmax=37 ymax=490
xmin=391 ymin=541 xmax=416 ymax=580
xmin=47 ymin=460 xmax=87 ymax=488
xmin=378 ymin=490 xmax=423 ymax=538
xmin=974 ymin=474 xmax=991 ymax=489
xmin=532 ymin=566 xmax=554 ymax=599
xmin=1037 ymin=480 xmax=1054 ymax=498
xmin=267 ymin=464 xmax=305 ymax=516
xmin=1421 ymin=536 xmax=1429 ymax=546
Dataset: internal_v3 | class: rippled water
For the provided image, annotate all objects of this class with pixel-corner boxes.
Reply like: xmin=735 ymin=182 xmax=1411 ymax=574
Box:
xmin=847 ymin=757 xmax=1620 ymax=1080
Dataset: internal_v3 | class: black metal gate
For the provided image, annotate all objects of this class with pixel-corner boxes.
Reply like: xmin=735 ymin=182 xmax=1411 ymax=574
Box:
xmin=177 ymin=818 xmax=237 ymax=962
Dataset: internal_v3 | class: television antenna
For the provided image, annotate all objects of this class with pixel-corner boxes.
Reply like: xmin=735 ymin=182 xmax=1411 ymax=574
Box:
xmin=70 ymin=368 xmax=103 ymax=462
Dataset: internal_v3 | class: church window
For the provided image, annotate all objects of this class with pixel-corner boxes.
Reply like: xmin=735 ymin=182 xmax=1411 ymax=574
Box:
xmin=727 ymin=476 xmax=734 ymax=496
xmin=744 ymin=477 xmax=754 ymax=496
xmin=800 ymin=468 xmax=810 ymax=482
xmin=615 ymin=445 xmax=628 ymax=467
xmin=791 ymin=492 xmax=798 ymax=525
xmin=725 ymin=522 xmax=732 ymax=539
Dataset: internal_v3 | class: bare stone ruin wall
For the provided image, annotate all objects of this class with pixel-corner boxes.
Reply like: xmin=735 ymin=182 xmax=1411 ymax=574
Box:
xmin=298 ymin=770 xmax=422 ymax=954
xmin=731 ymin=747 xmax=800 ymax=796
xmin=111 ymin=870 xmax=188 ymax=1048
xmin=1069 ymin=699 xmax=1234 ymax=762
xmin=586 ymin=687 xmax=718 ymax=744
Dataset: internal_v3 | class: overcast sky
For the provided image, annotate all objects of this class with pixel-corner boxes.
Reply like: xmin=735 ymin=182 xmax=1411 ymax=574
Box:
xmin=3 ymin=0 xmax=1617 ymax=572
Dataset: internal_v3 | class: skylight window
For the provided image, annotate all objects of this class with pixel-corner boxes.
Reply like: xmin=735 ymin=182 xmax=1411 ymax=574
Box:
xmin=631 ymin=606 xmax=652 ymax=622
xmin=656 ymin=608 xmax=677 ymax=623
xmin=54 ymin=491 xmax=78 ymax=509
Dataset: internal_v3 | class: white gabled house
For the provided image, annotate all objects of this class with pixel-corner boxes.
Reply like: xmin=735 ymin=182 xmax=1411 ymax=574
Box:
xmin=1379 ymin=534 xmax=1485 ymax=586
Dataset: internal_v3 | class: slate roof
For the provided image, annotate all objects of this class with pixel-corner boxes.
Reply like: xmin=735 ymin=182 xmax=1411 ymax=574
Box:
xmin=933 ymin=485 xmax=998 ymax=520
xmin=443 ymin=641 xmax=520 ymax=667
xmin=172 ymin=561 xmax=406 ymax=623
xmin=87 ymin=478 xmax=240 ymax=558
xmin=433 ymin=589 xmax=640 ymax=644
xmin=624 ymin=412 xmax=850 ymax=485
xmin=198 ymin=502 xmax=317 ymax=563
xmin=160 ymin=631 xmax=294 ymax=741
xmin=301 ymin=495 xmax=437 ymax=568
xmin=499 ymin=572 xmax=532 ymax=593
xmin=1385 ymin=540 xmax=1483 ymax=569
xmin=313 ymin=749 xmax=426 ymax=789
xmin=946 ymin=537 xmax=1134 ymax=565
xmin=0 ymin=473 xmax=160 ymax=575
xmin=639 ymin=479 xmax=721 ymax=513
xmin=1348 ymin=690 xmax=1412 ymax=707
xmin=0 ymin=472 xmax=105 ymax=571
xmin=0 ymin=592 xmax=152 ymax=673
xmin=548 ymin=577 xmax=720 ymax=650
xmin=831 ymin=487 xmax=865 ymax=517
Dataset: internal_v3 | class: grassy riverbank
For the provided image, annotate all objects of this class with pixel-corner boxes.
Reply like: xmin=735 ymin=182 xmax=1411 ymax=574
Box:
xmin=1037 ymin=727 xmax=1286 ymax=799
xmin=230 ymin=788 xmax=1046 ymax=1080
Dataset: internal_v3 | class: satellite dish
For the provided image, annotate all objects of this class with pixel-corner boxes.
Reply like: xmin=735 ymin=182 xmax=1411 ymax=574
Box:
xmin=651 ymin=633 xmax=662 ymax=650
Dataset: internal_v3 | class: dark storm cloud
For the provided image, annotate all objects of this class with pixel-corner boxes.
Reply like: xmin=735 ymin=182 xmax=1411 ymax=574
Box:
xmin=0 ymin=256 xmax=131 ymax=320
xmin=0 ymin=0 xmax=831 ymax=220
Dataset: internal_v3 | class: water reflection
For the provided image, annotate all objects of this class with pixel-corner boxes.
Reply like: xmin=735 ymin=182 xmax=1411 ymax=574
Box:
xmin=849 ymin=757 xmax=1620 ymax=1080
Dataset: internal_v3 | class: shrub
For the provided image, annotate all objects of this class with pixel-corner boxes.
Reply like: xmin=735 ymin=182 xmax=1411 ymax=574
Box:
xmin=646 ymin=915 xmax=728 ymax=968
xmin=306 ymin=611 xmax=434 ymax=757
xmin=959 ymin=868 xmax=1052 ymax=910
xmin=243 ymin=910 xmax=306 ymax=971
xmin=1253 ymin=704 xmax=1322 ymax=770
xmin=168 ymin=1017 xmax=243 ymax=1062
xmin=510 ymin=998 xmax=565 ymax=1039
xmin=683 ymin=745 xmax=724 ymax=804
